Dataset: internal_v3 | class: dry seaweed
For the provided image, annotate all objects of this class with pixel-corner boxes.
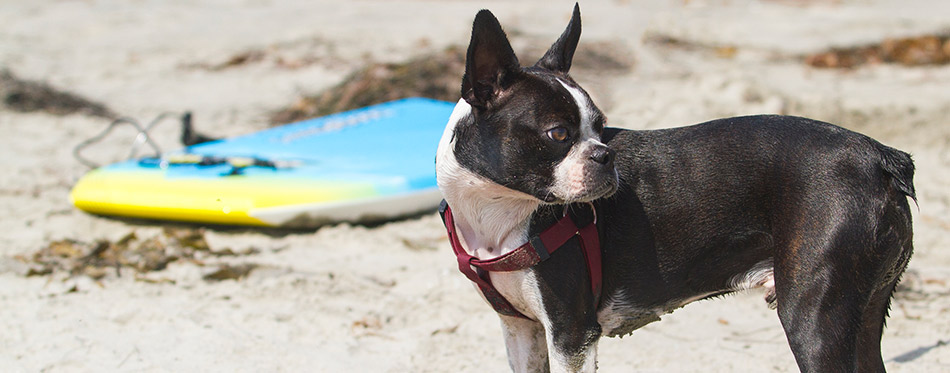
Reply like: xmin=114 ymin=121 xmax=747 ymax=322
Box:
xmin=22 ymin=227 xmax=260 ymax=282
xmin=268 ymin=41 xmax=634 ymax=126
xmin=806 ymin=34 xmax=950 ymax=68
xmin=645 ymin=31 xmax=950 ymax=69
xmin=208 ymin=50 xmax=267 ymax=71
xmin=0 ymin=69 xmax=115 ymax=118
xmin=182 ymin=37 xmax=342 ymax=72
xmin=642 ymin=33 xmax=740 ymax=59
xmin=269 ymin=46 xmax=466 ymax=125
xmin=202 ymin=263 xmax=258 ymax=281
xmin=516 ymin=41 xmax=636 ymax=73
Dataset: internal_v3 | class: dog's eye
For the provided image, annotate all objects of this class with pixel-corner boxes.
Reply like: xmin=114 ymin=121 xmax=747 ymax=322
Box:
xmin=546 ymin=127 xmax=570 ymax=143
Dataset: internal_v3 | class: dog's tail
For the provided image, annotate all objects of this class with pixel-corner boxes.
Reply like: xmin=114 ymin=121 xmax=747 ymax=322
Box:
xmin=878 ymin=143 xmax=917 ymax=205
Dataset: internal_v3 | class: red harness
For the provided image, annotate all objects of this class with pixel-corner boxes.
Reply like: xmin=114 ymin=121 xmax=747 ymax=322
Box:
xmin=439 ymin=200 xmax=602 ymax=320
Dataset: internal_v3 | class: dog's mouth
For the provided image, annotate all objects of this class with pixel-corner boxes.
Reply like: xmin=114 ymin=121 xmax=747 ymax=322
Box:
xmin=541 ymin=172 xmax=619 ymax=205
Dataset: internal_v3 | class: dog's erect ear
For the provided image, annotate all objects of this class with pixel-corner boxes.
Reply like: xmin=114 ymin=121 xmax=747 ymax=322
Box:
xmin=462 ymin=9 xmax=521 ymax=109
xmin=535 ymin=3 xmax=581 ymax=74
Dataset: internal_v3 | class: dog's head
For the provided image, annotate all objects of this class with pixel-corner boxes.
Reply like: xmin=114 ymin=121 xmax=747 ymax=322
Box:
xmin=441 ymin=4 xmax=618 ymax=204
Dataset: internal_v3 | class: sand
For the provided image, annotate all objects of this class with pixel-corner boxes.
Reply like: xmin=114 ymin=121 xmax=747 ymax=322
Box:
xmin=1 ymin=0 xmax=948 ymax=371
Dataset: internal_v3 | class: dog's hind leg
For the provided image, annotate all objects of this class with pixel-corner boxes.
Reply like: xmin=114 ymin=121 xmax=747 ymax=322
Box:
xmin=856 ymin=201 xmax=914 ymax=373
xmin=774 ymin=155 xmax=915 ymax=372
xmin=775 ymin=276 xmax=864 ymax=372
xmin=772 ymin=213 xmax=888 ymax=372
xmin=853 ymin=278 xmax=900 ymax=373
xmin=500 ymin=315 xmax=550 ymax=373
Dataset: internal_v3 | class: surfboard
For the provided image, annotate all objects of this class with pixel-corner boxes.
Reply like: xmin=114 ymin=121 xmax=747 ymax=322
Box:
xmin=70 ymin=98 xmax=455 ymax=227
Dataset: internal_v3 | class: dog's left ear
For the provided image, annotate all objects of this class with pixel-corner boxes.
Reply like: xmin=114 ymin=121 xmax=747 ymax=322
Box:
xmin=535 ymin=3 xmax=581 ymax=74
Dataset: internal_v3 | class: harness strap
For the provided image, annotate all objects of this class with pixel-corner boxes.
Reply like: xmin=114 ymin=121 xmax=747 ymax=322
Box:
xmin=439 ymin=200 xmax=602 ymax=320
xmin=579 ymin=222 xmax=603 ymax=305
xmin=441 ymin=202 xmax=528 ymax=318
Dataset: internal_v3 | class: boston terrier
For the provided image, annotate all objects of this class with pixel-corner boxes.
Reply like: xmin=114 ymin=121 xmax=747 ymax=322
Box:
xmin=436 ymin=4 xmax=916 ymax=372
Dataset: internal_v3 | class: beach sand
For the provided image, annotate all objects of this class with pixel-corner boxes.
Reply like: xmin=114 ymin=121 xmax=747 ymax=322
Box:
xmin=1 ymin=0 xmax=948 ymax=371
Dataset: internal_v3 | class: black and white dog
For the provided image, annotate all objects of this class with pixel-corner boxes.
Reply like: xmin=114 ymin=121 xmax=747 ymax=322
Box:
xmin=436 ymin=4 xmax=916 ymax=372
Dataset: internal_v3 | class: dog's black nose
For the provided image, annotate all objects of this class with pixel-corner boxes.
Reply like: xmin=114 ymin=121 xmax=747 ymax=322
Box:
xmin=590 ymin=147 xmax=614 ymax=165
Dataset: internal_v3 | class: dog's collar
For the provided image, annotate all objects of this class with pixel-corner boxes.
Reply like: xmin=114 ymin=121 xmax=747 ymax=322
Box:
xmin=439 ymin=200 xmax=602 ymax=320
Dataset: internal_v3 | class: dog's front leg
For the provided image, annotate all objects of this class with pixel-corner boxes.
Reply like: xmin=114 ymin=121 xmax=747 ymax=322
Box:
xmin=501 ymin=315 xmax=601 ymax=373
xmin=500 ymin=315 xmax=550 ymax=373
xmin=542 ymin=325 xmax=598 ymax=373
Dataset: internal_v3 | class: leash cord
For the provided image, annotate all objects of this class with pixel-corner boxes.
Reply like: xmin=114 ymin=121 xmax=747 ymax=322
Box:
xmin=74 ymin=112 xmax=184 ymax=169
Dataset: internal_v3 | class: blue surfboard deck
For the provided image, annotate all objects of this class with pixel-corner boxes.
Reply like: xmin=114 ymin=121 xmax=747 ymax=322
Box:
xmin=70 ymin=98 xmax=456 ymax=227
